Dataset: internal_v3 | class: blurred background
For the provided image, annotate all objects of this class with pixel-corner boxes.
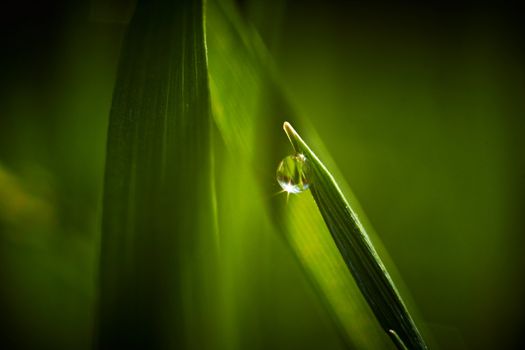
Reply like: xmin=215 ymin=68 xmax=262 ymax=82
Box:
xmin=0 ymin=0 xmax=524 ymax=349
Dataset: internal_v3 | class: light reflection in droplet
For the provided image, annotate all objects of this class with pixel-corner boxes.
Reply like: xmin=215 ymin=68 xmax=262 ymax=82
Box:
xmin=276 ymin=153 xmax=311 ymax=194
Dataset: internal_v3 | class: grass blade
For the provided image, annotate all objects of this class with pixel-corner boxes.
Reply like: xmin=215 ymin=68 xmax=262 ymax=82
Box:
xmin=207 ymin=1 xmax=401 ymax=348
xmin=97 ymin=0 xmax=218 ymax=348
xmin=283 ymin=121 xmax=428 ymax=350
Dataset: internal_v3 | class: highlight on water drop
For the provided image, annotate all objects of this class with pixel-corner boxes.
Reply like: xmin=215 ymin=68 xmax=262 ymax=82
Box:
xmin=276 ymin=153 xmax=311 ymax=194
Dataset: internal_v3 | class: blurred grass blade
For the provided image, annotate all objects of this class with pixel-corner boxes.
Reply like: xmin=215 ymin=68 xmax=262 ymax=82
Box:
xmin=97 ymin=0 xmax=218 ymax=348
xmin=207 ymin=1 xmax=396 ymax=348
xmin=283 ymin=122 xmax=427 ymax=350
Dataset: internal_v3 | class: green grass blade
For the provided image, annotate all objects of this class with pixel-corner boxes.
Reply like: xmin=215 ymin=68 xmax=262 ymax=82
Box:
xmin=283 ymin=122 xmax=427 ymax=350
xmin=97 ymin=0 xmax=218 ymax=348
xmin=207 ymin=2 xmax=394 ymax=348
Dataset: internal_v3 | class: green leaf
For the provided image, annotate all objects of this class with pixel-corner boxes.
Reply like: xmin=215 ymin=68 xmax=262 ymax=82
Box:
xmin=206 ymin=1 xmax=394 ymax=349
xmin=283 ymin=122 xmax=428 ymax=350
xmin=97 ymin=0 xmax=218 ymax=348
xmin=206 ymin=2 xmax=409 ymax=348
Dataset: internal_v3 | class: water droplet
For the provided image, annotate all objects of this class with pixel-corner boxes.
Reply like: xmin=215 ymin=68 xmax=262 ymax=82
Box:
xmin=276 ymin=153 xmax=311 ymax=194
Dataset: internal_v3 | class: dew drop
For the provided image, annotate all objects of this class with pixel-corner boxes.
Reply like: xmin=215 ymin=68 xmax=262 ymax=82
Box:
xmin=276 ymin=153 xmax=311 ymax=194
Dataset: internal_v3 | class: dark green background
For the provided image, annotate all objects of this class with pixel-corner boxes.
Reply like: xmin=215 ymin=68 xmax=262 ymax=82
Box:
xmin=0 ymin=1 xmax=523 ymax=349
